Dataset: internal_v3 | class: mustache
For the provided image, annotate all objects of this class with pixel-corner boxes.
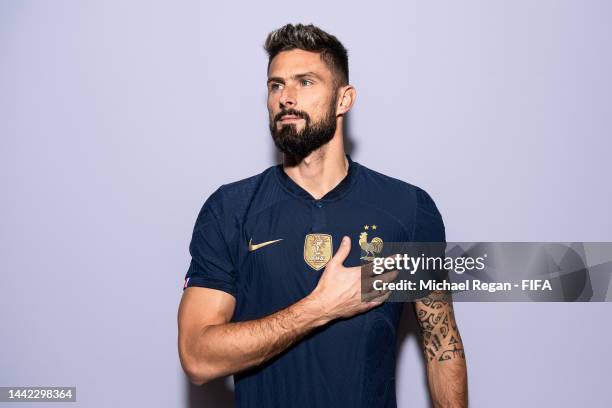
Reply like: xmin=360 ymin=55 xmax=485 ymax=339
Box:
xmin=274 ymin=109 xmax=310 ymax=123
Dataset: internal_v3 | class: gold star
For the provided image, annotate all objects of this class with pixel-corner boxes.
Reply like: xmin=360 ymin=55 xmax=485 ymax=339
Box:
xmin=364 ymin=225 xmax=369 ymax=230
xmin=372 ymin=225 xmax=377 ymax=230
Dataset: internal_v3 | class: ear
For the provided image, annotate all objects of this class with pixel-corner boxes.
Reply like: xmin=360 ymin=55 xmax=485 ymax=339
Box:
xmin=336 ymin=85 xmax=356 ymax=115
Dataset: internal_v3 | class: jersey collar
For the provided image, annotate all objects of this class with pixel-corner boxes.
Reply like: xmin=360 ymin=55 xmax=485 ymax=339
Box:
xmin=274 ymin=153 xmax=360 ymax=202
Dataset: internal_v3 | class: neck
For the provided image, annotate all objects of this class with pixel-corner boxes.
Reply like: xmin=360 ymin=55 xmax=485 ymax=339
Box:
xmin=281 ymin=131 xmax=349 ymax=200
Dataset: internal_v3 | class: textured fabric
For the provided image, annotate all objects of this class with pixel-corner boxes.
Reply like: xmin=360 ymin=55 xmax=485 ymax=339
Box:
xmin=183 ymin=154 xmax=445 ymax=407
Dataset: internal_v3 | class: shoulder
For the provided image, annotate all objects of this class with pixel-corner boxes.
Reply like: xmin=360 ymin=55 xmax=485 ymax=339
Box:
xmin=356 ymin=162 xmax=440 ymax=209
xmin=196 ymin=165 xmax=283 ymax=233
xmin=355 ymin=162 xmax=445 ymax=240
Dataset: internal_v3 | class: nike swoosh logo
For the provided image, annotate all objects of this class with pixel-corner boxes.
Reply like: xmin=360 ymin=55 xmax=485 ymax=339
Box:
xmin=248 ymin=238 xmax=283 ymax=252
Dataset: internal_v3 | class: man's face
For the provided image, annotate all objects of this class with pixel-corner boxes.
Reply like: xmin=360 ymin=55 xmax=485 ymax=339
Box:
xmin=267 ymin=49 xmax=339 ymax=159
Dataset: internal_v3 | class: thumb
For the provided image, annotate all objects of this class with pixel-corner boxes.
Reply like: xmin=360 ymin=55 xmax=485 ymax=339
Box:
xmin=329 ymin=236 xmax=351 ymax=267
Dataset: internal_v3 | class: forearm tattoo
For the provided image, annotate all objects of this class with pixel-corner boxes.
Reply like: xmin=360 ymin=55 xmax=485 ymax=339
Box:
xmin=415 ymin=290 xmax=465 ymax=363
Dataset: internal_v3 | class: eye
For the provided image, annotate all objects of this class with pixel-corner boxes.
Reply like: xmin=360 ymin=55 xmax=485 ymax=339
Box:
xmin=301 ymin=79 xmax=313 ymax=86
xmin=269 ymin=83 xmax=283 ymax=91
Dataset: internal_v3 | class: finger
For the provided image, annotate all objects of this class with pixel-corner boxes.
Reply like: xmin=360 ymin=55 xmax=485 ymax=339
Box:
xmin=362 ymin=269 xmax=399 ymax=295
xmin=378 ymin=269 xmax=399 ymax=283
xmin=365 ymin=290 xmax=392 ymax=305
xmin=361 ymin=263 xmax=374 ymax=279
xmin=329 ymin=236 xmax=351 ymax=267
xmin=361 ymin=283 xmax=393 ymax=302
xmin=362 ymin=253 xmax=401 ymax=277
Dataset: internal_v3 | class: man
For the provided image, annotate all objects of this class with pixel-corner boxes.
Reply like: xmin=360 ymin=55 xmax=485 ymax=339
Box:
xmin=178 ymin=23 xmax=468 ymax=407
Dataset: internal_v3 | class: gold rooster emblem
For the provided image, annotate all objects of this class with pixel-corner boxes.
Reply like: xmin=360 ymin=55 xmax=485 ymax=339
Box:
xmin=359 ymin=224 xmax=383 ymax=260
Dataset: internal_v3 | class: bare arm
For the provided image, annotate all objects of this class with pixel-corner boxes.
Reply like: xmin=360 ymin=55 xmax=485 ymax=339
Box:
xmin=414 ymin=290 xmax=468 ymax=407
xmin=178 ymin=236 xmax=396 ymax=385
xmin=178 ymin=286 xmax=329 ymax=385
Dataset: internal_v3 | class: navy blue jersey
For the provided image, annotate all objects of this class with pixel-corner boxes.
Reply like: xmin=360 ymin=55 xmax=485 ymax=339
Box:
xmin=183 ymin=154 xmax=445 ymax=408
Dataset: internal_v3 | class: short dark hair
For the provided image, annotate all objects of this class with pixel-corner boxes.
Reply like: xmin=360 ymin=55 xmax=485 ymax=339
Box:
xmin=264 ymin=23 xmax=349 ymax=88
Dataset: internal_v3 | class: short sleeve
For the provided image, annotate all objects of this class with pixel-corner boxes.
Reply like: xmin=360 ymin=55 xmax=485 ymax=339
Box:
xmin=410 ymin=187 xmax=448 ymax=298
xmin=412 ymin=187 xmax=446 ymax=243
xmin=183 ymin=193 xmax=237 ymax=297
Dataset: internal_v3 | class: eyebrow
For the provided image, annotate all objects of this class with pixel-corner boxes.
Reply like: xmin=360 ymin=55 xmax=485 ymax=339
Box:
xmin=267 ymin=71 xmax=324 ymax=85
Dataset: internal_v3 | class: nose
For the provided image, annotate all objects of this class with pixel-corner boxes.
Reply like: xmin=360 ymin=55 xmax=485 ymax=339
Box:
xmin=279 ymin=85 xmax=296 ymax=108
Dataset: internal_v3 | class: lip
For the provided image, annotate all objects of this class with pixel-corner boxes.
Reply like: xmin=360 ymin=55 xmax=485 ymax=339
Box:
xmin=279 ymin=116 xmax=302 ymax=122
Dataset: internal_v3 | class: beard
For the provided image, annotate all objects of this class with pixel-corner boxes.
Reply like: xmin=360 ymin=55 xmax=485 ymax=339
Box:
xmin=269 ymin=95 xmax=338 ymax=161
